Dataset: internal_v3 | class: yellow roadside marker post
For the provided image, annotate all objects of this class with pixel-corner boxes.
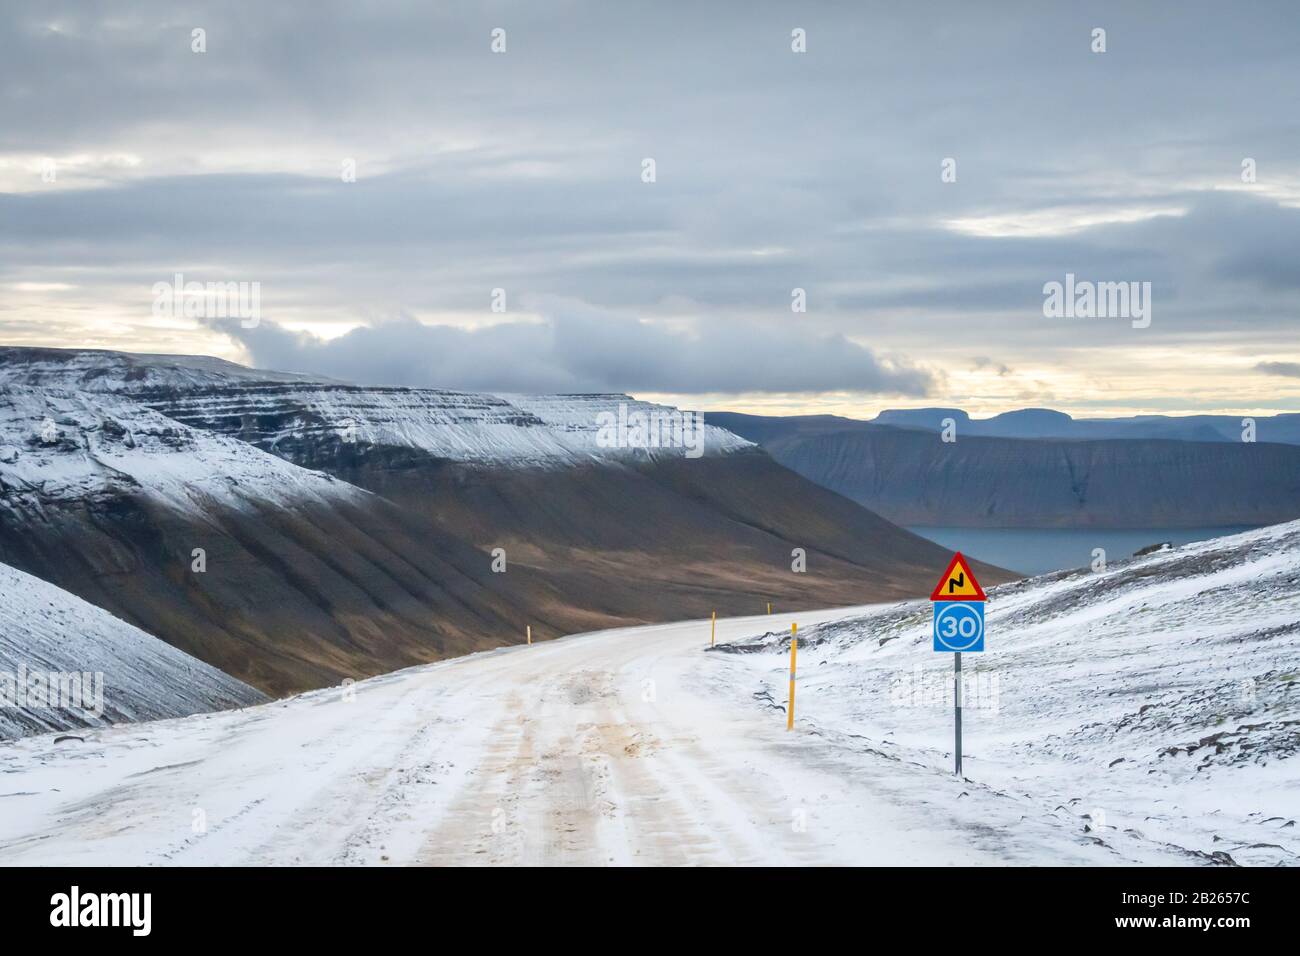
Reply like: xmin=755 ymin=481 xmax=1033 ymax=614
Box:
xmin=711 ymin=610 xmax=716 ymax=646
xmin=787 ymin=622 xmax=798 ymax=731
xmin=767 ymin=602 xmax=772 ymax=615
xmin=527 ymin=625 xmax=532 ymax=646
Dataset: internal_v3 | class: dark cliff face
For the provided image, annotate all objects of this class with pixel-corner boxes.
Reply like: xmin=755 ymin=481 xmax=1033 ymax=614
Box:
xmin=713 ymin=414 xmax=1300 ymax=528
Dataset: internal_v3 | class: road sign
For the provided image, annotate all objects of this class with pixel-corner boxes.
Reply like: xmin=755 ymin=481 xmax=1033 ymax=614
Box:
xmin=933 ymin=601 xmax=985 ymax=653
xmin=928 ymin=552 xmax=986 ymax=602
xmin=929 ymin=552 xmax=988 ymax=777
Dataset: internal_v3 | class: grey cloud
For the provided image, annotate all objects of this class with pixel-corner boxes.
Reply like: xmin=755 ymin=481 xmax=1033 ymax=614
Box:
xmin=213 ymin=306 xmax=935 ymax=396
xmin=5 ymin=1 xmax=1300 ymax=411
xmin=1258 ymin=362 xmax=1300 ymax=378
xmin=3 ymin=173 xmax=1296 ymax=339
xmin=972 ymin=357 xmax=1012 ymax=377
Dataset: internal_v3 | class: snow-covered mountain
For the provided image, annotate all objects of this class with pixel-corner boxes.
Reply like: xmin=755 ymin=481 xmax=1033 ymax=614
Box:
xmin=133 ymin=384 xmax=749 ymax=467
xmin=0 ymin=385 xmax=363 ymax=515
xmin=715 ymin=521 xmax=1300 ymax=864
xmin=0 ymin=345 xmax=999 ymax=698
xmin=0 ymin=559 xmax=264 ymax=740
xmin=0 ymin=381 xmax=546 ymax=696
xmin=0 ymin=347 xmax=750 ymax=466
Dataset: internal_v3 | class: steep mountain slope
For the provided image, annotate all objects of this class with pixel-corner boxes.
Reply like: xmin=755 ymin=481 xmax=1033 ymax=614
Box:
xmin=715 ymin=521 xmax=1300 ymax=865
xmin=103 ymin=370 xmax=1007 ymax=615
xmin=0 ymin=384 xmax=364 ymax=513
xmin=0 ymin=385 xmax=550 ymax=695
xmin=713 ymin=412 xmax=1300 ymax=527
xmin=0 ymin=347 xmax=1002 ymax=696
xmin=0 ymin=559 xmax=264 ymax=740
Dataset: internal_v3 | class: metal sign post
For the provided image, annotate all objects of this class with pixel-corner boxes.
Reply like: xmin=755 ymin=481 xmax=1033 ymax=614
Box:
xmin=954 ymin=651 xmax=962 ymax=776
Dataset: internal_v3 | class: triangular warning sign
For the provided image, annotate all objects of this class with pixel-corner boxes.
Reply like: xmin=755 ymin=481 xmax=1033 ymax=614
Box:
xmin=929 ymin=552 xmax=986 ymax=602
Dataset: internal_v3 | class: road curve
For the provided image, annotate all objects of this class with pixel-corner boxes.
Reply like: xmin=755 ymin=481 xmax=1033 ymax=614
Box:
xmin=0 ymin=607 xmax=1100 ymax=865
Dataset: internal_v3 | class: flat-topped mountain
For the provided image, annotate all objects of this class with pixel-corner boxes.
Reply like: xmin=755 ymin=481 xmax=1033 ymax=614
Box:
xmin=868 ymin=405 xmax=1300 ymax=444
xmin=713 ymin=411 xmax=1300 ymax=528
xmin=0 ymin=346 xmax=999 ymax=695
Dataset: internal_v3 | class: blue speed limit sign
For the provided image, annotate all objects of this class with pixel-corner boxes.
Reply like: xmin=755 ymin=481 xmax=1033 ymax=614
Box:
xmin=933 ymin=601 xmax=985 ymax=652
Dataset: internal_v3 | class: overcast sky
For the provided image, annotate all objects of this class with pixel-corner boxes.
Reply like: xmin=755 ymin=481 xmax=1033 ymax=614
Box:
xmin=2 ymin=1 xmax=1299 ymax=417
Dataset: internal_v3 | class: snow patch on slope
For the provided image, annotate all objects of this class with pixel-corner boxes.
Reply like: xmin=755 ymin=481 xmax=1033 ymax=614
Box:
xmin=0 ymin=560 xmax=265 ymax=740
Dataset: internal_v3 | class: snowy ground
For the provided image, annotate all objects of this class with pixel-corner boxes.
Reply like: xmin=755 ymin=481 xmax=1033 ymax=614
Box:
xmin=720 ymin=522 xmax=1300 ymax=866
xmin=1 ymin=525 xmax=1295 ymax=866
xmin=0 ymin=574 xmax=1288 ymax=864
xmin=0 ymin=607 xmax=1077 ymax=866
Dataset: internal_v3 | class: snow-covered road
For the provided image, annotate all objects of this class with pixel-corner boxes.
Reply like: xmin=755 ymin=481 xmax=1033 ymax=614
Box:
xmin=0 ymin=606 xmax=1131 ymax=866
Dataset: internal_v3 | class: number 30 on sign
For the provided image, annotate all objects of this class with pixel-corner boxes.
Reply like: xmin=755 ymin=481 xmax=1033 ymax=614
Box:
xmin=933 ymin=601 xmax=984 ymax=652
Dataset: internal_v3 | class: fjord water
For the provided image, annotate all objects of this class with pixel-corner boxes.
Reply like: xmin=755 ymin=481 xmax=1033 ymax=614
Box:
xmin=907 ymin=526 xmax=1260 ymax=576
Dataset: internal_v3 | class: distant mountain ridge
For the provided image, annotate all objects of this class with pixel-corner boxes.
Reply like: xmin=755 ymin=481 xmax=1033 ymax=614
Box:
xmin=868 ymin=406 xmax=1300 ymax=444
xmin=712 ymin=412 xmax=1300 ymax=528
